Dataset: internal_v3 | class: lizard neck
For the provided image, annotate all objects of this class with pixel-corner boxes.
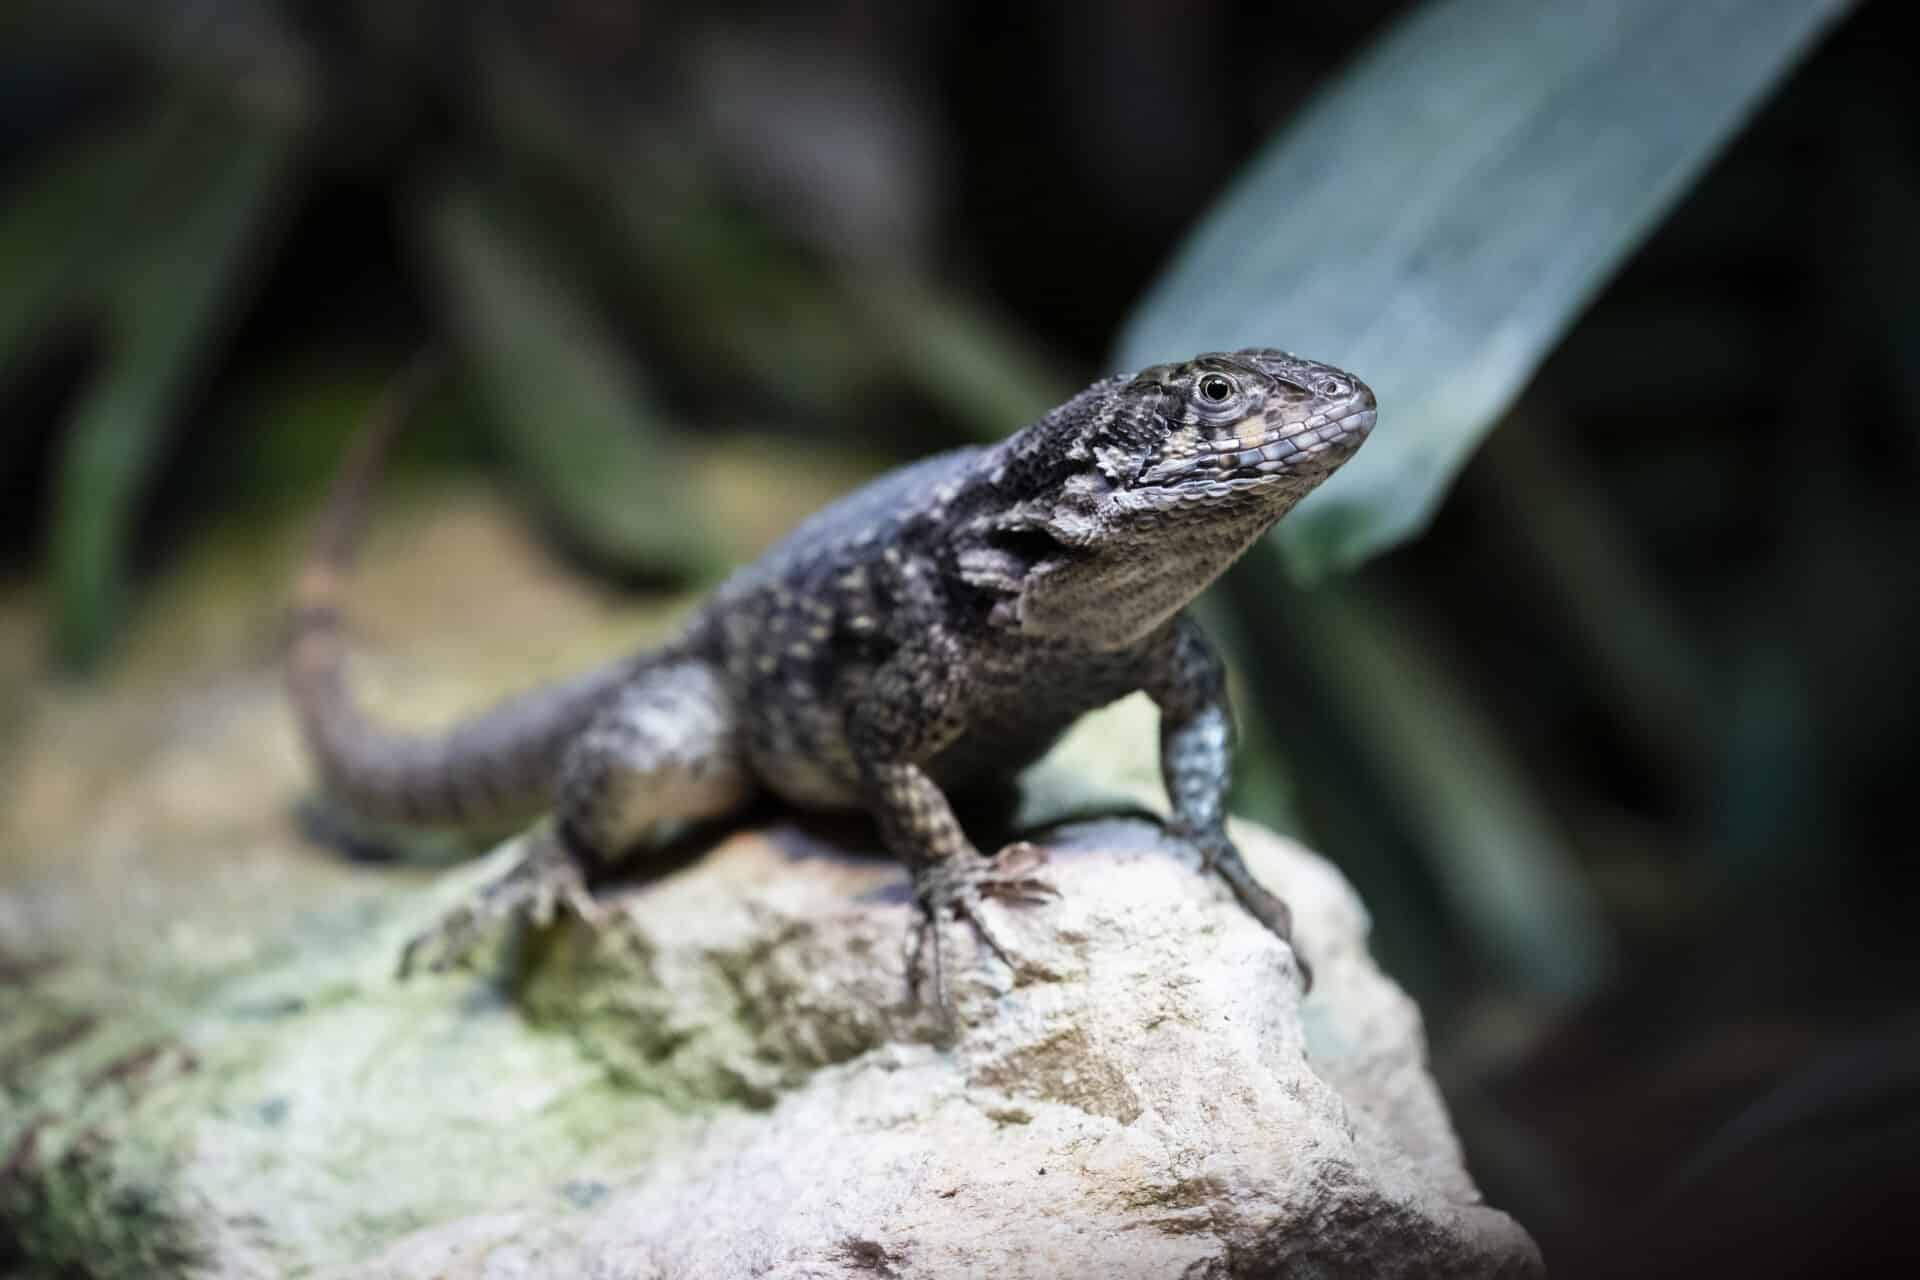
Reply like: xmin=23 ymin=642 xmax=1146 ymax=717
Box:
xmin=1002 ymin=502 xmax=1279 ymax=650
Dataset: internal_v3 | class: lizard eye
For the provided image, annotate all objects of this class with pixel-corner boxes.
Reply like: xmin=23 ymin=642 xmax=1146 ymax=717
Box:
xmin=1197 ymin=373 xmax=1236 ymax=404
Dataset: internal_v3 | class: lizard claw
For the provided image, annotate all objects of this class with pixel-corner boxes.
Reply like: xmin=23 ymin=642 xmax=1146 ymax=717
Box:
xmin=904 ymin=844 xmax=1058 ymax=1027
xmin=396 ymin=834 xmax=603 ymax=978
xmin=1187 ymin=830 xmax=1313 ymax=994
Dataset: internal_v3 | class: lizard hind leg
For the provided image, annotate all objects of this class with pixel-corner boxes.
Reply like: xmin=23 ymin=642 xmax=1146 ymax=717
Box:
xmin=399 ymin=659 xmax=753 ymax=976
xmin=556 ymin=659 xmax=754 ymax=865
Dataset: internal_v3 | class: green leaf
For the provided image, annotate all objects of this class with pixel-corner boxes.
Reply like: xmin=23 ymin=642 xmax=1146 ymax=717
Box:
xmin=46 ymin=110 xmax=291 ymax=673
xmin=415 ymin=181 xmax=722 ymax=582
xmin=0 ymin=130 xmax=144 ymax=392
xmin=1117 ymin=0 xmax=1853 ymax=578
xmin=0 ymin=121 xmax=213 ymax=502
xmin=1475 ymin=406 xmax=1715 ymax=785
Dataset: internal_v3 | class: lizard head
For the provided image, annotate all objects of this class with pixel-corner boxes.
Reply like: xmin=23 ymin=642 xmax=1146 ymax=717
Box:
xmin=967 ymin=348 xmax=1376 ymax=645
xmin=1114 ymin=348 xmax=1376 ymax=499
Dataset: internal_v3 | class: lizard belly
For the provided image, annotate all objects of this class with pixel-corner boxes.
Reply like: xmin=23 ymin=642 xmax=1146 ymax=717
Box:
xmin=711 ymin=572 xmax=1151 ymax=815
xmin=926 ymin=638 xmax=1146 ymax=790
xmin=746 ymin=700 xmax=1093 ymax=811
xmin=736 ymin=649 xmax=1141 ymax=812
xmin=746 ymin=704 xmax=866 ymax=811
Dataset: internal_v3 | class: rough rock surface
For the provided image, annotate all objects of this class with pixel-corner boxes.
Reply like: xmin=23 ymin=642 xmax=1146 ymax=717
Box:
xmin=3 ymin=808 xmax=1541 ymax=1278
xmin=463 ymin=813 xmax=1541 ymax=1280
xmin=0 ymin=483 xmax=1541 ymax=1278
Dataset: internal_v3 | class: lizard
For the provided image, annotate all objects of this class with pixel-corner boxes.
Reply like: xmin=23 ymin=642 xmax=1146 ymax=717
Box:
xmin=286 ymin=348 xmax=1377 ymax=1008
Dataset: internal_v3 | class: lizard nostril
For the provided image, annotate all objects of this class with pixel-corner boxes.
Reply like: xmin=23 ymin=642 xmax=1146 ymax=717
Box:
xmin=1319 ymin=380 xmax=1343 ymax=397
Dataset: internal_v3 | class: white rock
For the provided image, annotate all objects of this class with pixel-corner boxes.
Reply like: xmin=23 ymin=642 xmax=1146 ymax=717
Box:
xmin=358 ymin=816 xmax=1543 ymax=1279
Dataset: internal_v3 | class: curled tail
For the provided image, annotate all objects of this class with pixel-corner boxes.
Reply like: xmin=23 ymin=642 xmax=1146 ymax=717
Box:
xmin=286 ymin=355 xmax=645 ymax=830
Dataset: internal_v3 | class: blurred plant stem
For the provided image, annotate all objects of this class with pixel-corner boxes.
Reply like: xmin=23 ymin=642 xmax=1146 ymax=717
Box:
xmin=0 ymin=131 xmax=133 ymax=481
xmin=44 ymin=106 xmax=291 ymax=673
xmin=1476 ymin=402 xmax=1716 ymax=787
xmin=1228 ymin=551 xmax=1615 ymax=1004
xmin=416 ymin=179 xmax=722 ymax=582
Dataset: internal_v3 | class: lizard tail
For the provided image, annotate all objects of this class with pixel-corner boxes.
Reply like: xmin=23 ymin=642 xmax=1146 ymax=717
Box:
xmin=286 ymin=354 xmax=643 ymax=830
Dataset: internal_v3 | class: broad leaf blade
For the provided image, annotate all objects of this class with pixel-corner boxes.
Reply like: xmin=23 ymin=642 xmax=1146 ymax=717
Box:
xmin=47 ymin=112 xmax=290 ymax=673
xmin=1117 ymin=0 xmax=1853 ymax=578
xmin=0 ymin=129 xmax=152 ymax=390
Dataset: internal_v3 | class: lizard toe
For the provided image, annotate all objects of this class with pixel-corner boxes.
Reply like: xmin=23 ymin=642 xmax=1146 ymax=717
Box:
xmin=395 ymin=832 xmax=603 ymax=978
xmin=902 ymin=850 xmax=1060 ymax=1026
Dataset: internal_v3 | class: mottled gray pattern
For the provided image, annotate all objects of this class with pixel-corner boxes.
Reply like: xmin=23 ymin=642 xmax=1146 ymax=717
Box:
xmin=559 ymin=660 xmax=751 ymax=861
xmin=291 ymin=348 xmax=1376 ymax=1002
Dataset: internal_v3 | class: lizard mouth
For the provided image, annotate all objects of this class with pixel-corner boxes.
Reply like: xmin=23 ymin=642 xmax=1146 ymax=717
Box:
xmin=1134 ymin=402 xmax=1377 ymax=489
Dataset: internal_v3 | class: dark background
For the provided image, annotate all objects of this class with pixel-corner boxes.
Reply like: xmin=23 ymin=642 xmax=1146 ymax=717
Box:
xmin=3 ymin=2 xmax=1916 ymax=1275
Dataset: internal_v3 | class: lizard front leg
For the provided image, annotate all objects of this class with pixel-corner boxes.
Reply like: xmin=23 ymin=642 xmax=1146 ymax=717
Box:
xmin=848 ymin=639 xmax=1055 ymax=1016
xmin=1145 ymin=614 xmax=1312 ymax=991
xmin=400 ymin=659 xmax=753 ymax=974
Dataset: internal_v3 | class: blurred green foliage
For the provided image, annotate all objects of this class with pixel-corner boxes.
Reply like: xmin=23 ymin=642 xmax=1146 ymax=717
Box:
xmin=2 ymin=2 xmax=1914 ymax=1270
xmin=418 ymin=177 xmax=721 ymax=580
xmin=3 ymin=104 xmax=291 ymax=669
xmin=0 ymin=0 xmax=1864 ymax=1002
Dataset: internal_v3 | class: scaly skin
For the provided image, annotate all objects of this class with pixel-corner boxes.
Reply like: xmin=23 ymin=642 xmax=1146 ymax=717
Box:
xmin=289 ymin=349 xmax=1377 ymax=1012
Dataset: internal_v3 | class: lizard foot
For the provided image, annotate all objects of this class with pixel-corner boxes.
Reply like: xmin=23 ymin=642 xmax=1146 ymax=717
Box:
xmin=397 ymin=831 xmax=604 ymax=977
xmin=1189 ymin=831 xmax=1312 ymax=993
xmin=904 ymin=842 xmax=1058 ymax=1023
